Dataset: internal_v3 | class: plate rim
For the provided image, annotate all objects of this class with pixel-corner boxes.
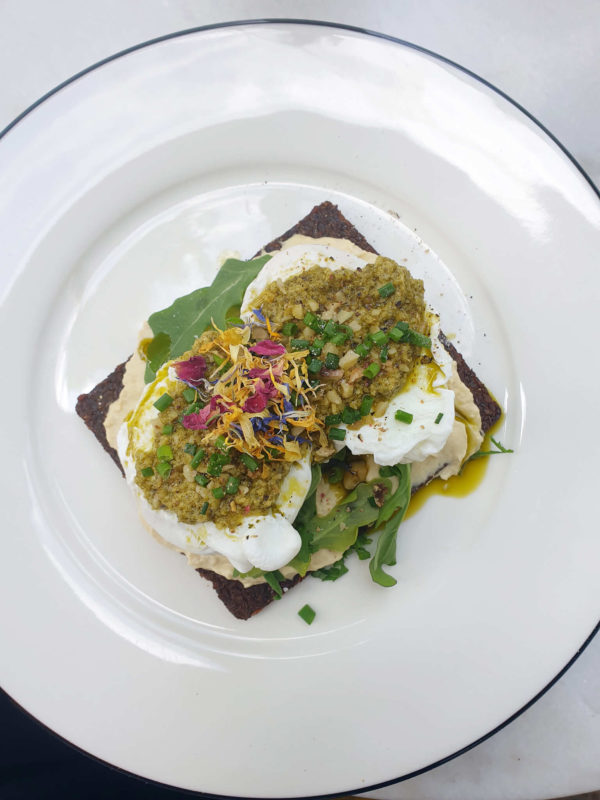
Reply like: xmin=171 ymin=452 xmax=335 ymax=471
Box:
xmin=1 ymin=18 xmax=599 ymax=800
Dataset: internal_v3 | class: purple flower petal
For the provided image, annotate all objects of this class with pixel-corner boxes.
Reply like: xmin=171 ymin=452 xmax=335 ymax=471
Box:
xmin=249 ymin=340 xmax=286 ymax=357
xmin=174 ymin=355 xmax=207 ymax=386
xmin=252 ymin=308 xmax=266 ymax=323
xmin=181 ymin=396 xmax=225 ymax=429
xmin=243 ymin=394 xmax=268 ymax=413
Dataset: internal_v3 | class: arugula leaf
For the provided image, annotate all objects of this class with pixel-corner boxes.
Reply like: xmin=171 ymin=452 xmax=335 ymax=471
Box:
xmin=294 ymin=463 xmax=411 ymax=587
xmin=310 ymin=532 xmax=373 ymax=582
xmin=143 ymin=331 xmax=171 ymax=383
xmin=311 ymin=559 xmax=349 ymax=582
xmin=289 ymin=464 xmax=322 ymax=576
xmin=264 ymin=570 xmax=284 ymax=598
xmin=466 ymin=437 xmax=514 ymax=461
xmin=143 ymin=254 xmax=271 ymax=381
xmin=311 ymin=482 xmax=379 ymax=551
xmin=230 ymin=567 xmax=284 ymax=599
xmin=369 ymin=464 xmax=411 ymax=587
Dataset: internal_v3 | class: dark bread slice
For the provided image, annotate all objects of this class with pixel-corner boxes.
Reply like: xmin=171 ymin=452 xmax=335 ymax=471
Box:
xmin=261 ymin=200 xmax=377 ymax=255
xmin=76 ymin=202 xmax=501 ymax=619
xmin=75 ymin=359 xmax=128 ymax=475
xmin=439 ymin=332 xmax=501 ymax=433
xmin=196 ymin=570 xmax=303 ymax=620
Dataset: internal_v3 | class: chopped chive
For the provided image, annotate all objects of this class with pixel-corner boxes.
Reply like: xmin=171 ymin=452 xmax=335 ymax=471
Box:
xmin=329 ymin=427 xmax=347 ymax=441
xmin=282 ymin=321 xmax=299 ymax=336
xmin=213 ymin=354 xmax=225 ymax=366
xmin=406 ymin=330 xmax=432 ymax=348
xmin=156 ymin=444 xmax=173 ymax=461
xmin=140 ymin=466 xmax=154 ymax=478
xmin=225 ymin=476 xmax=240 ymax=495
xmin=182 ymin=402 xmax=200 ymax=416
xmin=298 ymin=604 xmax=316 ymax=625
xmin=363 ymin=362 xmax=381 ymax=380
xmin=324 ymin=412 xmax=342 ymax=426
xmin=207 ymin=451 xmax=228 ymax=476
xmin=162 ymin=424 xmax=173 ymax=435
xmin=395 ymin=409 xmax=414 ymax=424
xmin=395 ymin=321 xmax=409 ymax=331
xmin=323 ymin=319 xmax=338 ymax=338
xmin=378 ymin=282 xmax=395 ymax=298
xmin=324 ymin=352 xmax=340 ymax=370
xmin=215 ymin=434 xmax=227 ymax=451
xmin=359 ymin=395 xmax=374 ymax=416
xmin=190 ymin=449 xmax=205 ymax=469
xmin=195 ymin=473 xmax=209 ymax=486
xmin=240 ymin=453 xmax=259 ymax=471
xmin=200 ymin=501 xmax=209 ymax=514
xmin=435 ymin=412 xmax=444 ymax=424
xmin=156 ymin=461 xmax=172 ymax=478
xmin=291 ymin=338 xmax=311 ymax=350
xmin=182 ymin=387 xmax=197 ymax=403
xmin=330 ymin=331 xmax=347 ymax=345
xmin=371 ymin=330 xmax=388 ymax=346
xmin=342 ymin=406 xmax=361 ymax=424
xmin=328 ymin=466 xmax=344 ymax=484
xmin=308 ymin=358 xmax=323 ymax=374
xmin=303 ymin=311 xmax=320 ymax=330
xmin=310 ymin=337 xmax=325 ymax=356
xmin=184 ymin=443 xmax=197 ymax=455
xmin=388 ymin=327 xmax=406 ymax=342
xmin=212 ymin=487 xmax=225 ymax=499
xmin=225 ymin=316 xmax=244 ymax=326
xmin=153 ymin=393 xmax=173 ymax=412
xmin=355 ymin=341 xmax=372 ymax=358
xmin=380 ymin=344 xmax=389 ymax=362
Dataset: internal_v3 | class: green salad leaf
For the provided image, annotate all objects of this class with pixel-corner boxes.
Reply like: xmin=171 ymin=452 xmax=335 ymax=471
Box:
xmin=311 ymin=482 xmax=379 ymax=551
xmin=288 ymin=464 xmax=322 ymax=576
xmin=296 ymin=461 xmax=411 ymax=588
xmin=143 ymin=331 xmax=171 ymax=383
xmin=369 ymin=464 xmax=411 ymax=587
xmin=143 ymin=254 xmax=271 ymax=381
xmin=466 ymin=437 xmax=514 ymax=462
xmin=310 ymin=532 xmax=373 ymax=582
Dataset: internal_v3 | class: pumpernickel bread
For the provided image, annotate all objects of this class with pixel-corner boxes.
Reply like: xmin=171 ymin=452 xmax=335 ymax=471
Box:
xmin=76 ymin=202 xmax=501 ymax=619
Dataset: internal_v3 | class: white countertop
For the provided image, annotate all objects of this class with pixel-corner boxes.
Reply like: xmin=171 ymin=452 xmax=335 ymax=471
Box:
xmin=1 ymin=2 xmax=598 ymax=798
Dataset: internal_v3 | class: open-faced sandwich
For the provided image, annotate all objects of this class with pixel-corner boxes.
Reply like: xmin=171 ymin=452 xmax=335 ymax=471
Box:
xmin=76 ymin=202 xmax=502 ymax=619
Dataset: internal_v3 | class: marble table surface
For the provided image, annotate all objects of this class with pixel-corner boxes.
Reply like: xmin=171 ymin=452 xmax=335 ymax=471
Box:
xmin=1 ymin=2 xmax=598 ymax=799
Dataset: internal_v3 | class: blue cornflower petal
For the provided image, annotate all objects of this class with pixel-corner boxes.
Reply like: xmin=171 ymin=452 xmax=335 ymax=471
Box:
xmin=252 ymin=308 xmax=266 ymax=323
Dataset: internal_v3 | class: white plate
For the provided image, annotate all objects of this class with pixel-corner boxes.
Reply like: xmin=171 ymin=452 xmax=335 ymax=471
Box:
xmin=1 ymin=21 xmax=599 ymax=798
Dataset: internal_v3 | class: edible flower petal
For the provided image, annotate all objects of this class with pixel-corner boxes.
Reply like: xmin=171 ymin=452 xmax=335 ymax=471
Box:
xmin=243 ymin=394 xmax=268 ymax=413
xmin=249 ymin=340 xmax=286 ymax=357
xmin=182 ymin=396 xmax=226 ymax=429
xmin=174 ymin=355 xmax=207 ymax=385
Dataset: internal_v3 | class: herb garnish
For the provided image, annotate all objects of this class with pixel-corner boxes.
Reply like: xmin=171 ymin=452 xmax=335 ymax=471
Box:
xmin=467 ymin=437 xmax=514 ymax=461
xmin=298 ymin=604 xmax=316 ymax=625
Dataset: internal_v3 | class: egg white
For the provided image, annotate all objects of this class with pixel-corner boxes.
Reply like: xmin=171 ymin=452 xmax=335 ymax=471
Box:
xmin=119 ymin=363 xmax=311 ymax=573
xmin=243 ymin=244 xmax=455 ymax=466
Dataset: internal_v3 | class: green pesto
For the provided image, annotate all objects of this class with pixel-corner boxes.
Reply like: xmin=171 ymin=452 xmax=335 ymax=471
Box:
xmin=133 ymin=330 xmax=295 ymax=528
xmin=254 ymin=257 xmax=427 ymax=418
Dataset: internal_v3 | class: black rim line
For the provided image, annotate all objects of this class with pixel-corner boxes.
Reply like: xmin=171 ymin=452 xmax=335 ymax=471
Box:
xmin=1 ymin=17 xmax=599 ymax=800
